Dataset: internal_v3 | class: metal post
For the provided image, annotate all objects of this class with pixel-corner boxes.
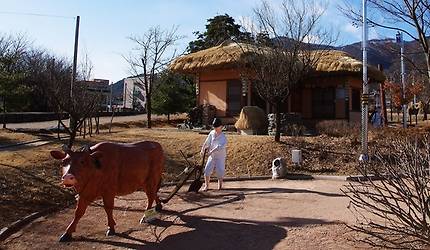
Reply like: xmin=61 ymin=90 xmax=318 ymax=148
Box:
xmin=397 ymin=32 xmax=407 ymax=128
xmin=359 ymin=0 xmax=369 ymax=162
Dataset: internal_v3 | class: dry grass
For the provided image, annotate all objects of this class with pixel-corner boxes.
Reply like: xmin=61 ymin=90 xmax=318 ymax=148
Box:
xmin=0 ymin=125 xmax=360 ymax=229
xmin=0 ymin=129 xmax=43 ymax=146
xmin=3 ymin=115 xmax=427 ymax=230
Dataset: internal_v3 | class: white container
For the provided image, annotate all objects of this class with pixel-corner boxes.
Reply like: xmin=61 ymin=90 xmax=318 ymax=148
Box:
xmin=292 ymin=149 xmax=302 ymax=165
xmin=272 ymin=157 xmax=286 ymax=179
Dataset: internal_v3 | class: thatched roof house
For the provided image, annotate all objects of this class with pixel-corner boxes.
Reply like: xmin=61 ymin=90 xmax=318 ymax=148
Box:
xmin=170 ymin=41 xmax=385 ymax=122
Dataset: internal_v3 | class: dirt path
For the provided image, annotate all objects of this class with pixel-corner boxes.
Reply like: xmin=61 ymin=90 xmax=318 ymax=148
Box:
xmin=1 ymin=179 xmax=370 ymax=250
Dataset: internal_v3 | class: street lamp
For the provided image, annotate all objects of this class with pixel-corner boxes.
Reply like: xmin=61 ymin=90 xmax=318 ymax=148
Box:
xmin=359 ymin=0 xmax=369 ymax=162
xmin=396 ymin=32 xmax=407 ymax=128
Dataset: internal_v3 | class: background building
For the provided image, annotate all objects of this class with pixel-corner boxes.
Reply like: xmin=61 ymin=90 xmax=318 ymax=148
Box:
xmin=111 ymin=76 xmax=146 ymax=111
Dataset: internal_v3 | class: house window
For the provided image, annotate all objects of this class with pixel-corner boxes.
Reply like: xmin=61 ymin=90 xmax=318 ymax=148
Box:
xmin=351 ymin=89 xmax=361 ymax=111
xmin=312 ymin=87 xmax=335 ymax=118
xmin=227 ymin=80 xmax=242 ymax=116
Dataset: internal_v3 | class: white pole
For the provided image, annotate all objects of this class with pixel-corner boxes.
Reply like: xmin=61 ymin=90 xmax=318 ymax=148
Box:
xmin=360 ymin=0 xmax=369 ymax=162
xmin=400 ymin=32 xmax=407 ymax=128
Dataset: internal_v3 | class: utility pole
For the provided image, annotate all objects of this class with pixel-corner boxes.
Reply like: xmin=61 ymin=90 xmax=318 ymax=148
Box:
xmin=69 ymin=15 xmax=80 ymax=129
xmin=396 ymin=32 xmax=407 ymax=128
xmin=71 ymin=16 xmax=80 ymax=99
xmin=109 ymin=82 xmax=113 ymax=112
xmin=359 ymin=0 xmax=369 ymax=162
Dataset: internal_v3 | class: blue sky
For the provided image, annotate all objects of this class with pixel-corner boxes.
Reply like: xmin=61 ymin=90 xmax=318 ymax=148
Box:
xmin=0 ymin=0 xmax=397 ymax=83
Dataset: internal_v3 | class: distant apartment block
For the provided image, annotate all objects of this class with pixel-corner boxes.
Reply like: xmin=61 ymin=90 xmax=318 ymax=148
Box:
xmin=111 ymin=76 xmax=147 ymax=111
xmin=78 ymin=78 xmax=111 ymax=111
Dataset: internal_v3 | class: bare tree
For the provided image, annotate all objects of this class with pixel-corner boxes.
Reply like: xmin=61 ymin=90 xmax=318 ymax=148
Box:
xmin=77 ymin=48 xmax=94 ymax=82
xmin=27 ymin=50 xmax=101 ymax=147
xmin=340 ymin=0 xmax=430 ymax=115
xmin=124 ymin=26 xmax=182 ymax=128
xmin=343 ymin=137 xmax=430 ymax=249
xmin=0 ymin=33 xmax=29 ymax=128
xmin=238 ymin=0 xmax=336 ymax=142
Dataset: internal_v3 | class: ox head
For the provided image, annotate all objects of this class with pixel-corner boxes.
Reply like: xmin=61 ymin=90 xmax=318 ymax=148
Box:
xmin=50 ymin=145 xmax=103 ymax=193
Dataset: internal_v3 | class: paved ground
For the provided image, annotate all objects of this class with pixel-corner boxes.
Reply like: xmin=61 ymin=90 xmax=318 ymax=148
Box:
xmin=5 ymin=114 xmax=148 ymax=130
xmin=1 ymin=179 xmax=370 ymax=250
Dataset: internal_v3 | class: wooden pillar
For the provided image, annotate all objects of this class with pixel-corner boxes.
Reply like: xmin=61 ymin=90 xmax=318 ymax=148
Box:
xmin=287 ymin=96 xmax=291 ymax=113
xmin=195 ymin=73 xmax=200 ymax=106
xmin=241 ymin=77 xmax=248 ymax=108
xmin=247 ymin=80 xmax=252 ymax=106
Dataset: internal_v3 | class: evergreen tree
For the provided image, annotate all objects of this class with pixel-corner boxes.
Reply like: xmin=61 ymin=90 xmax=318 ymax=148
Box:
xmin=188 ymin=14 xmax=251 ymax=53
xmin=152 ymin=71 xmax=195 ymax=121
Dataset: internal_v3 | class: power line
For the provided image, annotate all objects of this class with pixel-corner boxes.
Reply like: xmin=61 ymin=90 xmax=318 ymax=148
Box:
xmin=0 ymin=11 xmax=75 ymax=19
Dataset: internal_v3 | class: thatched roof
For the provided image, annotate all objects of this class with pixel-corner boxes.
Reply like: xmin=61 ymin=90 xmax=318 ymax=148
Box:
xmin=169 ymin=42 xmax=385 ymax=82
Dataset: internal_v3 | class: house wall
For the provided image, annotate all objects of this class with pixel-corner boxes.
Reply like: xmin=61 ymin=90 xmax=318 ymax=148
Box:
xmin=298 ymin=75 xmax=358 ymax=119
xmin=200 ymin=69 xmax=241 ymax=81
xmin=197 ymin=70 xmax=369 ymax=121
xmin=199 ymin=80 xmax=227 ymax=117
xmin=198 ymin=69 xmax=242 ymax=117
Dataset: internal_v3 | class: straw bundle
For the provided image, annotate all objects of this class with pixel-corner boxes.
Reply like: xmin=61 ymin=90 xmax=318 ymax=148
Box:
xmin=234 ymin=106 xmax=268 ymax=134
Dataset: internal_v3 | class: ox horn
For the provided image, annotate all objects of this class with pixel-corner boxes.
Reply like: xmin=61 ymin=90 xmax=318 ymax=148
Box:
xmin=81 ymin=145 xmax=91 ymax=152
xmin=62 ymin=144 xmax=72 ymax=154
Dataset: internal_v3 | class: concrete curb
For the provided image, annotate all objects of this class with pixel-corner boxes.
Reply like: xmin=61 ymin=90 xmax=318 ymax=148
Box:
xmin=0 ymin=207 xmax=59 ymax=242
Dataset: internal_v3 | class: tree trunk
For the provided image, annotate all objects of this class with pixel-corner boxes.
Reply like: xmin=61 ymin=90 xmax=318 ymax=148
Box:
xmin=89 ymin=117 xmax=92 ymax=137
xmin=425 ymin=53 xmax=430 ymax=121
xmin=68 ymin=130 xmax=77 ymax=148
xmin=147 ymin=98 xmax=152 ymax=128
xmin=390 ymin=98 xmax=393 ymax=122
xmin=275 ymin=102 xmax=281 ymax=142
xmin=2 ymin=97 xmax=6 ymax=129
xmin=95 ymin=116 xmax=99 ymax=134
xmin=83 ymin=119 xmax=86 ymax=139
xmin=424 ymin=100 xmax=430 ymax=121
xmin=167 ymin=113 xmax=170 ymax=123
xmin=57 ymin=119 xmax=61 ymax=141
xmin=109 ymin=108 xmax=115 ymax=133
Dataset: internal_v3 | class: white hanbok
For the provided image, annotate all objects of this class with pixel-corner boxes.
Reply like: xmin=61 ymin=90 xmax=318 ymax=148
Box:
xmin=201 ymin=130 xmax=227 ymax=178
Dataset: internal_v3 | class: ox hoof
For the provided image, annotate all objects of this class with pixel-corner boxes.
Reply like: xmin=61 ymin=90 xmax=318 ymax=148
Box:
xmin=106 ymin=228 xmax=116 ymax=236
xmin=155 ymin=203 xmax=163 ymax=212
xmin=139 ymin=217 xmax=148 ymax=224
xmin=59 ymin=233 xmax=73 ymax=242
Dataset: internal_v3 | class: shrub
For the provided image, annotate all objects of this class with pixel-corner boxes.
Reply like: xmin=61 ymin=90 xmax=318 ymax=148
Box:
xmin=343 ymin=137 xmax=430 ymax=249
xmin=315 ymin=120 xmax=360 ymax=138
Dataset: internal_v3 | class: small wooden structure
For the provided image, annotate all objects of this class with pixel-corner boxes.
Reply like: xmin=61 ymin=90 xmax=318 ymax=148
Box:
xmin=170 ymin=41 xmax=385 ymax=123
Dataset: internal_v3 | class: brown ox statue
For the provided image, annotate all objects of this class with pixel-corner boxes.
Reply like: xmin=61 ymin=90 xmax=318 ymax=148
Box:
xmin=50 ymin=141 xmax=164 ymax=242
